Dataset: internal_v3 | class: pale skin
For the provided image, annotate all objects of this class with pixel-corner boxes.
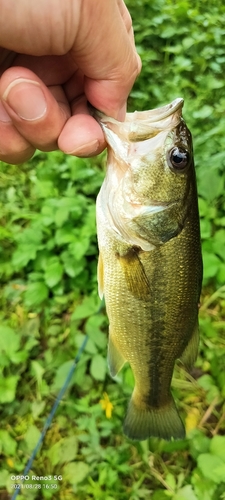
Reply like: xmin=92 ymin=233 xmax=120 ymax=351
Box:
xmin=0 ymin=0 xmax=141 ymax=164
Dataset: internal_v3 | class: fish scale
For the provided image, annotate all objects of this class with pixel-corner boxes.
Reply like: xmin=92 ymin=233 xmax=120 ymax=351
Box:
xmin=95 ymin=98 xmax=202 ymax=441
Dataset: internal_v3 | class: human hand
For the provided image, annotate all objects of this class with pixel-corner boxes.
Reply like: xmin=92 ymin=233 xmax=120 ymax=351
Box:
xmin=0 ymin=0 xmax=141 ymax=164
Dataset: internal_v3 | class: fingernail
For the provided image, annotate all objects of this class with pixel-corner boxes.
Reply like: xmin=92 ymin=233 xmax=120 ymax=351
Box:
xmin=0 ymin=101 xmax=11 ymax=122
xmin=67 ymin=140 xmax=99 ymax=156
xmin=3 ymin=79 xmax=47 ymax=121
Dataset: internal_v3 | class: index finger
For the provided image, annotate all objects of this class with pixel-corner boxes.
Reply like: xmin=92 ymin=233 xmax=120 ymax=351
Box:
xmin=71 ymin=0 xmax=141 ymax=119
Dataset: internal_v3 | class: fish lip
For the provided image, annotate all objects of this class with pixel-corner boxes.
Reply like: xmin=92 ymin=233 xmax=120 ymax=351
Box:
xmin=92 ymin=98 xmax=184 ymax=125
xmin=126 ymin=98 xmax=184 ymax=123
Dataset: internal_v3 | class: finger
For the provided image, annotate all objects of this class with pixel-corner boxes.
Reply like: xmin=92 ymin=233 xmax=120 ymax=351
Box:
xmin=0 ymin=101 xmax=35 ymax=164
xmin=11 ymin=53 xmax=77 ymax=86
xmin=58 ymin=95 xmax=106 ymax=156
xmin=0 ymin=67 xmax=71 ymax=152
xmin=0 ymin=0 xmax=80 ymax=55
xmin=116 ymin=0 xmax=133 ymax=33
xmin=71 ymin=0 xmax=141 ymax=119
xmin=0 ymin=48 xmax=17 ymax=75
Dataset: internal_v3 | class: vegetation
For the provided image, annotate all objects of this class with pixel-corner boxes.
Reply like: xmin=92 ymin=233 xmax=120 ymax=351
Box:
xmin=0 ymin=0 xmax=225 ymax=498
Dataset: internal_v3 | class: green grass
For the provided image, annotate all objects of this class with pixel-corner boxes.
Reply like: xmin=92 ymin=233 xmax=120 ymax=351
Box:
xmin=0 ymin=0 xmax=225 ymax=499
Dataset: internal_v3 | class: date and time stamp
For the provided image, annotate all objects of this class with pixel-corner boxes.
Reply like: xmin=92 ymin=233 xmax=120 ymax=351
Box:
xmin=10 ymin=475 xmax=63 ymax=491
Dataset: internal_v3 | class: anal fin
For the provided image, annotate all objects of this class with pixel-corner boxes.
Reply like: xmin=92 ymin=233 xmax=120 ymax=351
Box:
xmin=108 ymin=335 xmax=126 ymax=378
xmin=180 ymin=321 xmax=199 ymax=370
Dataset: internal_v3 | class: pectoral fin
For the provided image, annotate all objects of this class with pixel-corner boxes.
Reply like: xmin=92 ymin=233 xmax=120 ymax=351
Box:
xmin=108 ymin=335 xmax=126 ymax=377
xmin=180 ymin=321 xmax=199 ymax=370
xmin=117 ymin=247 xmax=150 ymax=299
xmin=97 ymin=252 xmax=104 ymax=300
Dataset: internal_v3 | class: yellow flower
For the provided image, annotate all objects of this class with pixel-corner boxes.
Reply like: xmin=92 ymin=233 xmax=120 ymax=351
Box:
xmin=28 ymin=312 xmax=37 ymax=318
xmin=100 ymin=392 xmax=113 ymax=419
xmin=185 ymin=408 xmax=200 ymax=432
xmin=7 ymin=458 xmax=14 ymax=468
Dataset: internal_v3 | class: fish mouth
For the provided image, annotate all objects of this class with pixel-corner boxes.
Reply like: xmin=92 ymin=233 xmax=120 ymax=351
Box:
xmin=93 ymin=98 xmax=184 ymax=142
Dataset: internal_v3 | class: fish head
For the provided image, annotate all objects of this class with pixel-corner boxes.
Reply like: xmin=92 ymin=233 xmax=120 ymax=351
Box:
xmin=96 ymin=99 xmax=196 ymax=249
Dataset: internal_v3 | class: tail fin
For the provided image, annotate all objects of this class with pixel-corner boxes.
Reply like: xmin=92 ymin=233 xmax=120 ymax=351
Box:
xmin=123 ymin=395 xmax=185 ymax=441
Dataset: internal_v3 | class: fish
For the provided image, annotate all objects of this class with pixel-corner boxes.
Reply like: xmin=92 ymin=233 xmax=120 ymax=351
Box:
xmin=95 ymin=98 xmax=202 ymax=441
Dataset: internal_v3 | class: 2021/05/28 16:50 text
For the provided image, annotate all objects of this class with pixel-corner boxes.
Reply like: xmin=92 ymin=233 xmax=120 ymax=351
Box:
xmin=11 ymin=483 xmax=59 ymax=489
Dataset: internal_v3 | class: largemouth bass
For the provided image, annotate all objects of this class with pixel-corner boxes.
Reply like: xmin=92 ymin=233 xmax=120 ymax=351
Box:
xmin=95 ymin=98 xmax=202 ymax=441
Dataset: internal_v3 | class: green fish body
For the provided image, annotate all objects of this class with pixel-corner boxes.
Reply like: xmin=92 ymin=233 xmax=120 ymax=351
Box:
xmin=96 ymin=99 xmax=202 ymax=441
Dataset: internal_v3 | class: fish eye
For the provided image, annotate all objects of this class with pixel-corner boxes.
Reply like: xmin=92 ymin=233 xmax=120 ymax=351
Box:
xmin=167 ymin=147 xmax=191 ymax=172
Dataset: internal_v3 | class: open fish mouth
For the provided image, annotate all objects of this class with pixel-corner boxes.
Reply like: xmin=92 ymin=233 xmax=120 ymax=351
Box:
xmin=93 ymin=98 xmax=184 ymax=142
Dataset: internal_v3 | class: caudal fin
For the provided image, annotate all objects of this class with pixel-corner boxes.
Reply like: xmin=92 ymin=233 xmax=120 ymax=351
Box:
xmin=123 ymin=396 xmax=185 ymax=441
